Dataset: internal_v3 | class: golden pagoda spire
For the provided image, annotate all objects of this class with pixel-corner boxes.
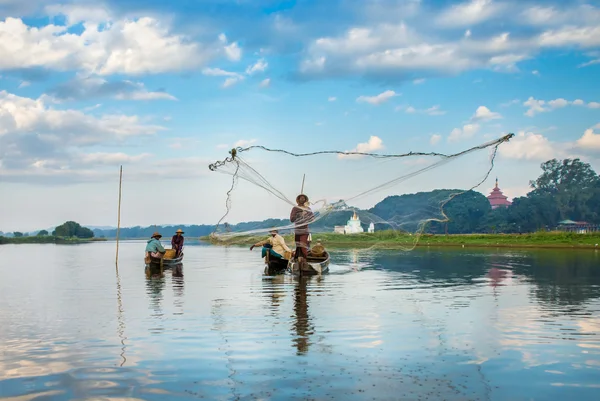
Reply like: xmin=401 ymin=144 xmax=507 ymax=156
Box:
xmin=495 ymin=177 xmax=498 ymax=188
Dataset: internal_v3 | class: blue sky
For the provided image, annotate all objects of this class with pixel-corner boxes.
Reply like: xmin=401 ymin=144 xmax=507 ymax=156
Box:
xmin=1 ymin=0 xmax=599 ymax=232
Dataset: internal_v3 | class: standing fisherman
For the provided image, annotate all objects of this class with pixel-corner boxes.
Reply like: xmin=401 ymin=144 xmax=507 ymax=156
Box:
xmin=290 ymin=194 xmax=314 ymax=262
xmin=171 ymin=229 xmax=185 ymax=257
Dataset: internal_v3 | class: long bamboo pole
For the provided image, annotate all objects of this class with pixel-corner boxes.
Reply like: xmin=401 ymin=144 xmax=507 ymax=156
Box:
xmin=301 ymin=174 xmax=306 ymax=194
xmin=116 ymin=165 xmax=123 ymax=264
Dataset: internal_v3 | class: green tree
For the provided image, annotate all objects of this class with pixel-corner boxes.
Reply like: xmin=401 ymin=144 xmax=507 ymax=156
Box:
xmin=53 ymin=221 xmax=95 ymax=238
xmin=37 ymin=230 xmax=49 ymax=236
xmin=530 ymin=158 xmax=600 ymax=222
xmin=13 ymin=232 xmax=24 ymax=237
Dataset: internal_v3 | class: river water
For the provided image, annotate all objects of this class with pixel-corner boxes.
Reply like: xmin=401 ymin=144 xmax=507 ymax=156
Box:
xmin=0 ymin=241 xmax=599 ymax=400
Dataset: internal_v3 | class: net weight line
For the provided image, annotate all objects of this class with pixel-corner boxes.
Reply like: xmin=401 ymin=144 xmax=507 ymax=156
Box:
xmin=208 ymin=133 xmax=515 ymax=238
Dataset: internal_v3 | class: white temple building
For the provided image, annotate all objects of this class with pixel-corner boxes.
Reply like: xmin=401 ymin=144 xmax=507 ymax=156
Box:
xmin=334 ymin=211 xmax=373 ymax=234
xmin=345 ymin=211 xmax=364 ymax=234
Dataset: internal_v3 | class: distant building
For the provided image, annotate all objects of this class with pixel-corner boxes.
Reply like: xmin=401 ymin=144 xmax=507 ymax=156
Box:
xmin=368 ymin=222 xmax=375 ymax=233
xmin=334 ymin=226 xmax=345 ymax=234
xmin=487 ymin=178 xmax=512 ymax=209
xmin=344 ymin=211 xmax=364 ymax=234
xmin=557 ymin=220 xmax=599 ymax=234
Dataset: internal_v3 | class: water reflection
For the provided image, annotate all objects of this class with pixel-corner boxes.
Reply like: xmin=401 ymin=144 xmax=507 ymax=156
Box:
xmin=1 ymin=243 xmax=600 ymax=400
xmin=115 ymin=263 xmax=127 ymax=367
xmin=171 ymin=264 xmax=184 ymax=315
xmin=292 ymin=276 xmax=313 ymax=355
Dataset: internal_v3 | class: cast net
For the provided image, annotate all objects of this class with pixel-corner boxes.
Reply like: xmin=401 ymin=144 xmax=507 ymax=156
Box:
xmin=207 ymin=134 xmax=514 ymax=251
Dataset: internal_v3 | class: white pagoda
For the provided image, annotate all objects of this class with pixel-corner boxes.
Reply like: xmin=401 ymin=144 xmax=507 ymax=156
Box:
xmin=344 ymin=211 xmax=364 ymax=234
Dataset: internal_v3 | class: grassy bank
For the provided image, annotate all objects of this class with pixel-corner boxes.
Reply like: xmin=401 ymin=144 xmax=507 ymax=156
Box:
xmin=201 ymin=230 xmax=600 ymax=250
xmin=0 ymin=236 xmax=107 ymax=245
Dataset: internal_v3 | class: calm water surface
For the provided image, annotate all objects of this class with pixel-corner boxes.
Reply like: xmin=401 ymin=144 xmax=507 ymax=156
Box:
xmin=1 ymin=241 xmax=599 ymax=400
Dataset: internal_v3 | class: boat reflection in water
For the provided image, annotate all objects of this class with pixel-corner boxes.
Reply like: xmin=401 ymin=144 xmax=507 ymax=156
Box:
xmin=292 ymin=276 xmax=313 ymax=355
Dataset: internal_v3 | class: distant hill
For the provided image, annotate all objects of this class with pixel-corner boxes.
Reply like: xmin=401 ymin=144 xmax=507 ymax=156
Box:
xmin=87 ymin=189 xmax=493 ymax=238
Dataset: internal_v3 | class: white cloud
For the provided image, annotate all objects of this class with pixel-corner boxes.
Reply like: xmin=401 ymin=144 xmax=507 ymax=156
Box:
xmin=547 ymin=98 xmax=569 ymax=109
xmin=404 ymin=105 xmax=446 ymax=115
xmin=234 ymin=139 xmax=257 ymax=148
xmin=436 ymin=0 xmax=504 ymax=28
xmin=169 ymin=142 xmax=183 ymax=149
xmin=0 ymin=90 xmax=165 ymax=179
xmin=216 ymin=144 xmax=229 ymax=149
xmin=532 ymin=70 xmax=540 ymax=75
xmin=202 ymin=67 xmax=240 ymax=77
xmin=79 ymin=152 xmax=151 ymax=165
xmin=246 ymin=59 xmax=268 ymax=75
xmin=501 ymin=99 xmax=520 ymax=107
xmin=219 ymin=33 xmax=242 ymax=62
xmin=471 ymin=105 xmax=502 ymax=121
xmin=49 ymin=77 xmax=177 ymax=101
xmin=538 ymin=26 xmax=600 ymax=48
xmin=328 ymin=96 xmax=337 ymax=102
xmin=579 ymin=58 xmax=600 ymax=68
xmin=223 ymin=76 xmax=243 ymax=88
xmin=18 ymin=81 xmax=30 ymax=88
xmin=448 ymin=124 xmax=480 ymax=142
xmin=576 ymin=128 xmax=600 ymax=151
xmin=202 ymin=67 xmax=245 ymax=88
xmin=498 ymin=131 xmax=560 ymax=161
xmin=524 ymin=96 xmax=600 ymax=116
xmin=430 ymin=134 xmax=442 ymax=145
xmin=0 ymin=9 xmax=239 ymax=76
xmin=298 ymin=3 xmax=600 ymax=81
xmin=339 ymin=136 xmax=384 ymax=159
xmin=356 ymin=90 xmax=397 ymax=105
xmin=413 ymin=78 xmax=426 ymax=84
xmin=259 ymin=78 xmax=271 ymax=88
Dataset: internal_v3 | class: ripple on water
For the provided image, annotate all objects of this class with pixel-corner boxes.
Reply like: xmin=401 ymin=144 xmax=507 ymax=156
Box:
xmin=0 ymin=243 xmax=599 ymax=400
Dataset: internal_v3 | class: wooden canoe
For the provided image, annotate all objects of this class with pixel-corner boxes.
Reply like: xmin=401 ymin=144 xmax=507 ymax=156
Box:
xmin=263 ymin=251 xmax=289 ymax=275
xmin=145 ymin=252 xmax=184 ymax=268
xmin=287 ymin=251 xmax=330 ymax=276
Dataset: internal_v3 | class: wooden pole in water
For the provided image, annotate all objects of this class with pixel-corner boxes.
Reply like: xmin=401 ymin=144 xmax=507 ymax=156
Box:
xmin=301 ymin=174 xmax=306 ymax=194
xmin=116 ymin=165 xmax=123 ymax=264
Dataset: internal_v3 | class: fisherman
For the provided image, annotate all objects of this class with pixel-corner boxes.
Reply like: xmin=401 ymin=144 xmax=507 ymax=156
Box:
xmin=290 ymin=194 xmax=314 ymax=261
xmin=145 ymin=232 xmax=166 ymax=260
xmin=171 ymin=228 xmax=185 ymax=257
xmin=250 ymin=228 xmax=292 ymax=260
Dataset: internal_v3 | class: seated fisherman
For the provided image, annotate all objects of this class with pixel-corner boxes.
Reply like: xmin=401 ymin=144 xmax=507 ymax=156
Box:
xmin=250 ymin=228 xmax=291 ymax=260
xmin=145 ymin=232 xmax=166 ymax=260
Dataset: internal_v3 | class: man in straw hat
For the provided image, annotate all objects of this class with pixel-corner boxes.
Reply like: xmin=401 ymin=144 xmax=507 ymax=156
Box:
xmin=290 ymin=194 xmax=314 ymax=261
xmin=171 ymin=229 xmax=185 ymax=257
xmin=145 ymin=232 xmax=166 ymax=260
xmin=250 ymin=228 xmax=292 ymax=260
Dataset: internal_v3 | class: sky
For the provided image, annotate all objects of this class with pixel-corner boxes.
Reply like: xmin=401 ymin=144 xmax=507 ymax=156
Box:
xmin=0 ymin=0 xmax=599 ymax=232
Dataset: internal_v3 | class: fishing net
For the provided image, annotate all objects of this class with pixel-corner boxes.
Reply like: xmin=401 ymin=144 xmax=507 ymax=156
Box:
xmin=208 ymin=134 xmax=514 ymax=251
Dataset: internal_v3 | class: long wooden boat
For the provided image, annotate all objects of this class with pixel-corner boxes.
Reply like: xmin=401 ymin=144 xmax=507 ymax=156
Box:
xmin=145 ymin=252 xmax=184 ymax=268
xmin=264 ymin=252 xmax=289 ymax=275
xmin=287 ymin=251 xmax=330 ymax=276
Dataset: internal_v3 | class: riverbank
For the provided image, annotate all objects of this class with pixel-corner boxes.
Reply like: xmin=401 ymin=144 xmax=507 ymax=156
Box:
xmin=0 ymin=236 xmax=107 ymax=245
xmin=201 ymin=231 xmax=600 ymax=250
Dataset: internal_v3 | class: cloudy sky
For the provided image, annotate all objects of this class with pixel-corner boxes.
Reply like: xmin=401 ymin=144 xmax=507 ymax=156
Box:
xmin=1 ymin=0 xmax=599 ymax=232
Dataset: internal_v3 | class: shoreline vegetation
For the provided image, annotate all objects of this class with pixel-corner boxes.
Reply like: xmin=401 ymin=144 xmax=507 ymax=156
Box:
xmin=0 ymin=236 xmax=107 ymax=245
xmin=200 ymin=230 xmax=600 ymax=250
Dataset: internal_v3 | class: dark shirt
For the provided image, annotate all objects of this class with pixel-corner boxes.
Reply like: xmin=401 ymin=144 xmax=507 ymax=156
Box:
xmin=290 ymin=206 xmax=314 ymax=235
xmin=171 ymin=235 xmax=184 ymax=249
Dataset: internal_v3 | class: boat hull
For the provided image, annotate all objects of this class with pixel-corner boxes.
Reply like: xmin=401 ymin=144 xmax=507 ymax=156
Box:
xmin=264 ymin=257 xmax=289 ymax=275
xmin=145 ymin=253 xmax=184 ymax=268
xmin=287 ymin=252 xmax=330 ymax=276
